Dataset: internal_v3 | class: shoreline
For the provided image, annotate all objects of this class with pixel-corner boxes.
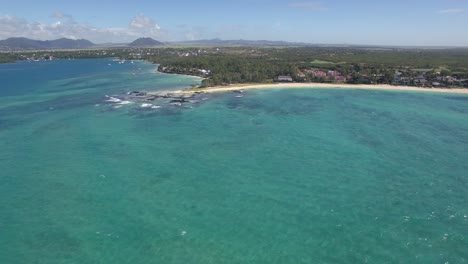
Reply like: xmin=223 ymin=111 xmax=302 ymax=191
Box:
xmin=153 ymin=68 xmax=205 ymax=80
xmin=166 ymin=82 xmax=468 ymax=95
xmin=147 ymin=63 xmax=468 ymax=95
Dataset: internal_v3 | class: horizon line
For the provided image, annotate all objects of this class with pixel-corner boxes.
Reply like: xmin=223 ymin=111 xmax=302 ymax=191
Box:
xmin=1 ymin=36 xmax=468 ymax=49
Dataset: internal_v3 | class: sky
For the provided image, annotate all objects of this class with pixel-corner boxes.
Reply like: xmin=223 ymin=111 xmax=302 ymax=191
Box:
xmin=0 ymin=0 xmax=467 ymax=46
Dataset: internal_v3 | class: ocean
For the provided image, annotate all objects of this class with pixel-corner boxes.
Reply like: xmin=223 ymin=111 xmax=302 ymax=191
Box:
xmin=1 ymin=59 xmax=467 ymax=263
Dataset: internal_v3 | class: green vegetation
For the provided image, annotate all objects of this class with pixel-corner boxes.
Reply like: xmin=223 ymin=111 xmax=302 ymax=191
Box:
xmin=0 ymin=52 xmax=17 ymax=63
xmin=148 ymin=47 xmax=468 ymax=87
xmin=310 ymin=59 xmax=336 ymax=66
xmin=152 ymin=52 xmax=295 ymax=86
xmin=3 ymin=46 xmax=468 ymax=88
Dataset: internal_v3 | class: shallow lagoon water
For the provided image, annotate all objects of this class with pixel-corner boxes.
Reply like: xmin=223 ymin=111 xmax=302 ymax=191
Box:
xmin=1 ymin=59 xmax=467 ymax=263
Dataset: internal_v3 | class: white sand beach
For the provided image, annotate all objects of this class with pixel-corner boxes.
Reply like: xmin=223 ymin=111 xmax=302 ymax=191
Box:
xmin=174 ymin=82 xmax=468 ymax=94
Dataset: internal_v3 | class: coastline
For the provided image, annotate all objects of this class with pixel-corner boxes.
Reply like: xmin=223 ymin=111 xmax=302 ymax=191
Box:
xmin=153 ymin=68 xmax=205 ymax=80
xmin=167 ymin=82 xmax=468 ymax=95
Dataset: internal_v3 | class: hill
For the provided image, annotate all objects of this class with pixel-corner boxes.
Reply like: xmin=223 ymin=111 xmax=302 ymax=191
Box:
xmin=175 ymin=38 xmax=314 ymax=47
xmin=0 ymin=37 xmax=94 ymax=50
xmin=129 ymin=37 xmax=163 ymax=47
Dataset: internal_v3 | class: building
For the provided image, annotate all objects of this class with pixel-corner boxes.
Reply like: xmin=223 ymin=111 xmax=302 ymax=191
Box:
xmin=327 ymin=70 xmax=341 ymax=77
xmin=275 ymin=75 xmax=293 ymax=82
xmin=312 ymin=70 xmax=327 ymax=77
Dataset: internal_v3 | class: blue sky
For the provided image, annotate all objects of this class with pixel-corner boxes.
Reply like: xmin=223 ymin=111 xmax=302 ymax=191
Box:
xmin=1 ymin=0 xmax=467 ymax=46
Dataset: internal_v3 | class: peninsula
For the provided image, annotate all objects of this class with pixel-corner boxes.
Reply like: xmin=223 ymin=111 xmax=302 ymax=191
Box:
xmin=152 ymin=46 xmax=468 ymax=90
xmin=2 ymin=42 xmax=468 ymax=92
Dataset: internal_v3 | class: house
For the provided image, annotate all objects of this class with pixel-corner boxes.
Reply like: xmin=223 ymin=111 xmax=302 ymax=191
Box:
xmin=296 ymin=70 xmax=306 ymax=78
xmin=296 ymin=70 xmax=306 ymax=81
xmin=327 ymin=70 xmax=341 ymax=77
xmin=415 ymin=78 xmax=428 ymax=86
xmin=275 ymin=75 xmax=293 ymax=82
xmin=394 ymin=76 xmax=410 ymax=85
xmin=198 ymin=69 xmax=211 ymax=76
xmin=312 ymin=70 xmax=327 ymax=77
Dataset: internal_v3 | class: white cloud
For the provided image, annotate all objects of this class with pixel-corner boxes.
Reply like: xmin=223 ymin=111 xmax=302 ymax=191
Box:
xmin=129 ymin=15 xmax=160 ymax=30
xmin=127 ymin=14 xmax=163 ymax=39
xmin=0 ymin=14 xmax=165 ymax=43
xmin=288 ymin=1 xmax=327 ymax=10
xmin=51 ymin=12 xmax=73 ymax=20
xmin=437 ymin=8 xmax=464 ymax=13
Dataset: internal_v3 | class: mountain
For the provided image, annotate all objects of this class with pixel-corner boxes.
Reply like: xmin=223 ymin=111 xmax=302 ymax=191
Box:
xmin=47 ymin=38 xmax=94 ymax=49
xmin=0 ymin=37 xmax=94 ymax=50
xmin=129 ymin=37 xmax=163 ymax=47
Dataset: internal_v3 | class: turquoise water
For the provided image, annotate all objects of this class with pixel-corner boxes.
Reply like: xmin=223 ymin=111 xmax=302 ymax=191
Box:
xmin=1 ymin=59 xmax=467 ymax=263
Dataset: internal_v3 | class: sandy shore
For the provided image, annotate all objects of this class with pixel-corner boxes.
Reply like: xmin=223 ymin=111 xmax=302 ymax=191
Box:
xmin=168 ymin=82 xmax=468 ymax=95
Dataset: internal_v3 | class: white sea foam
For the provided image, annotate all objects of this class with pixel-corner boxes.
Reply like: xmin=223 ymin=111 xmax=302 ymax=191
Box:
xmin=141 ymin=103 xmax=153 ymax=108
xmin=106 ymin=97 xmax=122 ymax=103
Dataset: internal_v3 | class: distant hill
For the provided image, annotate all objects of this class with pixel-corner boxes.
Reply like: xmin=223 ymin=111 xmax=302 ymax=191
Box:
xmin=176 ymin=38 xmax=314 ymax=47
xmin=129 ymin=37 xmax=163 ymax=47
xmin=0 ymin=37 xmax=94 ymax=50
xmin=47 ymin=38 xmax=94 ymax=49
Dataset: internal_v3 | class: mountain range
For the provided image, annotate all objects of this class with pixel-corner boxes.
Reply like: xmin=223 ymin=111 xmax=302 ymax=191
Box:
xmin=0 ymin=37 xmax=166 ymax=50
xmin=0 ymin=37 xmax=94 ymax=50
xmin=0 ymin=37 xmax=321 ymax=50
xmin=1 ymin=37 xmax=466 ymax=51
xmin=174 ymin=38 xmax=313 ymax=46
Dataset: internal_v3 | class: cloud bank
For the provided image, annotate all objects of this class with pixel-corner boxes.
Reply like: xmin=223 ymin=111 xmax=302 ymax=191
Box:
xmin=0 ymin=14 xmax=164 ymax=43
